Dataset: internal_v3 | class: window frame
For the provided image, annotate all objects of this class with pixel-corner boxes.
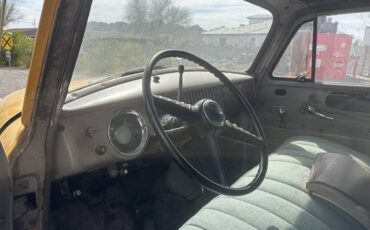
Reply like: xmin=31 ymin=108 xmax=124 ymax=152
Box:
xmin=271 ymin=11 xmax=370 ymax=87
xmin=270 ymin=18 xmax=317 ymax=83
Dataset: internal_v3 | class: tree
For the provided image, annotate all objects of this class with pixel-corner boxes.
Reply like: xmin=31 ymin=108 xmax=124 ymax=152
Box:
xmin=165 ymin=5 xmax=190 ymax=26
xmin=125 ymin=0 xmax=148 ymax=25
xmin=3 ymin=3 xmax=22 ymax=27
xmin=148 ymin=0 xmax=190 ymax=26
xmin=149 ymin=0 xmax=169 ymax=23
xmin=125 ymin=0 xmax=190 ymax=26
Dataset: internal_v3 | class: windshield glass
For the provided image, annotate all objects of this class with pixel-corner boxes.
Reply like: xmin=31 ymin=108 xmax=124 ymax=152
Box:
xmin=71 ymin=0 xmax=272 ymax=88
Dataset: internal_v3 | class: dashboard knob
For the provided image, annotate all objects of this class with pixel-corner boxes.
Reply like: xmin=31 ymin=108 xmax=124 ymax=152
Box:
xmin=94 ymin=144 xmax=106 ymax=155
xmin=86 ymin=127 xmax=97 ymax=137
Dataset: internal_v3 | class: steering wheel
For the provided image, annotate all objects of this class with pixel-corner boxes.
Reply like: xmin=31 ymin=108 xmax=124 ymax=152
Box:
xmin=143 ymin=50 xmax=268 ymax=196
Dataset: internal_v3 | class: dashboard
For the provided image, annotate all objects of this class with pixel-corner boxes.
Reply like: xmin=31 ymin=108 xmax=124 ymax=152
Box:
xmin=52 ymin=71 xmax=255 ymax=180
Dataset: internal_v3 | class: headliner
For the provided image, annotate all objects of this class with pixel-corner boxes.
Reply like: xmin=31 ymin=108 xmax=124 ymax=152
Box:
xmin=247 ymin=0 xmax=370 ymax=22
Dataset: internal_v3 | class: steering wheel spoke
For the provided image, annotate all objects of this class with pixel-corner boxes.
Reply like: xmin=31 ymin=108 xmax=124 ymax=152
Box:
xmin=206 ymin=131 xmax=227 ymax=186
xmin=218 ymin=120 xmax=263 ymax=148
xmin=153 ymin=94 xmax=197 ymax=122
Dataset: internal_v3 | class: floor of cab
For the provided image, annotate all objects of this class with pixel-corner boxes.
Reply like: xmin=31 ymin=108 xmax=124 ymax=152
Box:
xmin=48 ymin=136 xmax=260 ymax=230
xmin=48 ymin=161 xmax=214 ymax=230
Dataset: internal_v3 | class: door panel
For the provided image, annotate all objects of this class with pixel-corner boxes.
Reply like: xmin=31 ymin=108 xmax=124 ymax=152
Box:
xmin=326 ymin=92 xmax=370 ymax=114
xmin=257 ymin=83 xmax=370 ymax=155
xmin=258 ymin=11 xmax=370 ymax=155
xmin=0 ymin=143 xmax=13 ymax=230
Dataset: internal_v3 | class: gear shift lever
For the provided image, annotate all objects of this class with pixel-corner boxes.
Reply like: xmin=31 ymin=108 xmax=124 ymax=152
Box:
xmin=177 ymin=58 xmax=184 ymax=101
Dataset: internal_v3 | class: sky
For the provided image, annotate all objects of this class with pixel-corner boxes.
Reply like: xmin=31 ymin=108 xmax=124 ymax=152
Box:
xmin=332 ymin=13 xmax=370 ymax=41
xmin=88 ymin=0 xmax=269 ymax=29
xmin=6 ymin=0 xmax=43 ymax=28
xmin=5 ymin=0 xmax=370 ymax=40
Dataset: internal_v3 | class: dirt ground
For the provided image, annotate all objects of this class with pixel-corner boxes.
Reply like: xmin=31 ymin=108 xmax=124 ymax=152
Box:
xmin=0 ymin=67 xmax=29 ymax=99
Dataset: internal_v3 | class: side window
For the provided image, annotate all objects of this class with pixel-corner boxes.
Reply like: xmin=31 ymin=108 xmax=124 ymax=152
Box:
xmin=0 ymin=2 xmax=42 ymax=99
xmin=316 ymin=14 xmax=370 ymax=85
xmin=273 ymin=22 xmax=314 ymax=80
xmin=273 ymin=12 xmax=370 ymax=86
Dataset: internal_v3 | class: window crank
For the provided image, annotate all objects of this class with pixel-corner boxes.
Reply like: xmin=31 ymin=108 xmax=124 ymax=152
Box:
xmin=278 ymin=106 xmax=287 ymax=128
xmin=272 ymin=105 xmax=287 ymax=128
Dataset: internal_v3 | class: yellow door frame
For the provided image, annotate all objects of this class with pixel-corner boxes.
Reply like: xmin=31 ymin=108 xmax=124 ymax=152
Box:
xmin=0 ymin=0 xmax=59 ymax=156
xmin=22 ymin=0 xmax=59 ymax=127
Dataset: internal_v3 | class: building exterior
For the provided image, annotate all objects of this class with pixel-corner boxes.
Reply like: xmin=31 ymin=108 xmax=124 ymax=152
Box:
xmin=202 ymin=14 xmax=272 ymax=48
xmin=364 ymin=26 xmax=370 ymax=46
xmin=350 ymin=27 xmax=370 ymax=77
xmin=360 ymin=27 xmax=370 ymax=77
xmin=6 ymin=28 xmax=37 ymax=38
xmin=248 ymin=14 xmax=272 ymax=25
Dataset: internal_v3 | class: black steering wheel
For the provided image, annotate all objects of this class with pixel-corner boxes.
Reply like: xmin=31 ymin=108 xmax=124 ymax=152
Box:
xmin=143 ymin=50 xmax=268 ymax=196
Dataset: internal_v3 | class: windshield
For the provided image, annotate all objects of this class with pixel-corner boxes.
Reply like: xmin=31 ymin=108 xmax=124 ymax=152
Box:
xmin=71 ymin=0 xmax=272 ymax=88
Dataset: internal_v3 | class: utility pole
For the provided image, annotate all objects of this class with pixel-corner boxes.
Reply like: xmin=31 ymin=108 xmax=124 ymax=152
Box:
xmin=0 ymin=0 xmax=5 ymax=28
xmin=0 ymin=0 xmax=7 ymax=52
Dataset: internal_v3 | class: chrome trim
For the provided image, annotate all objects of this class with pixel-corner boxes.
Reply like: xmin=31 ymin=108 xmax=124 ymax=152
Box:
xmin=307 ymin=105 xmax=334 ymax=120
xmin=108 ymin=110 xmax=148 ymax=158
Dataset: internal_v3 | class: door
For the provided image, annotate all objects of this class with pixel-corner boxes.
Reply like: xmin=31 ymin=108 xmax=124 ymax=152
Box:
xmin=0 ymin=143 xmax=13 ymax=230
xmin=257 ymin=12 xmax=370 ymax=155
xmin=0 ymin=1 xmax=16 ymax=229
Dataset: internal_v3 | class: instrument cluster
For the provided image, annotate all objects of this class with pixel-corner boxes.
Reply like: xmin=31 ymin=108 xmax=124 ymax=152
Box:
xmin=108 ymin=110 xmax=148 ymax=157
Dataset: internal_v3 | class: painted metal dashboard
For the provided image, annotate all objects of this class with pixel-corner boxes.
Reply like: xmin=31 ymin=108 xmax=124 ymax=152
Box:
xmin=53 ymin=71 xmax=254 ymax=180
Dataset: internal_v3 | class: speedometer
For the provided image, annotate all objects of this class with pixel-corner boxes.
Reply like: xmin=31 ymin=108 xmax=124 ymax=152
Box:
xmin=108 ymin=110 xmax=148 ymax=157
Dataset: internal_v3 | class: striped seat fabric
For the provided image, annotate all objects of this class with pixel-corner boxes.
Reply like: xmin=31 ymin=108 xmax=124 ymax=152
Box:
xmin=181 ymin=136 xmax=370 ymax=230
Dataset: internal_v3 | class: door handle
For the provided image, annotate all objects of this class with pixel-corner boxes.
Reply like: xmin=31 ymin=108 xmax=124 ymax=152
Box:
xmin=307 ymin=105 xmax=334 ymax=120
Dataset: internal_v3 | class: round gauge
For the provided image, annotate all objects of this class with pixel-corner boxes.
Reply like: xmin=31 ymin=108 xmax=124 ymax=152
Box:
xmin=108 ymin=110 xmax=148 ymax=157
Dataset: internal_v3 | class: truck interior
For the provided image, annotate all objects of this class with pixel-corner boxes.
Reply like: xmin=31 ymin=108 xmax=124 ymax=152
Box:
xmin=0 ymin=0 xmax=369 ymax=229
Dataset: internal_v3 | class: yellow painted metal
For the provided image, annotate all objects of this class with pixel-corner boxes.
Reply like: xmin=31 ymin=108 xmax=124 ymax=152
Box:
xmin=0 ymin=78 xmax=95 ymax=156
xmin=0 ymin=89 xmax=24 ymax=129
xmin=0 ymin=119 xmax=24 ymax=157
xmin=0 ymin=78 xmax=98 ymax=129
xmin=0 ymin=90 xmax=25 ymax=157
xmin=21 ymin=0 xmax=59 ymax=127
xmin=0 ymin=0 xmax=58 ymax=156
xmin=0 ymin=0 xmax=97 ymax=156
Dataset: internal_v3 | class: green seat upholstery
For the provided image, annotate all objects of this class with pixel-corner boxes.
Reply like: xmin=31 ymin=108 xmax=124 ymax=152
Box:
xmin=181 ymin=136 xmax=370 ymax=230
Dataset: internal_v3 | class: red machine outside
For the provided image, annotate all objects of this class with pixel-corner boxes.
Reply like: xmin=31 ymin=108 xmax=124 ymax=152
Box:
xmin=308 ymin=34 xmax=352 ymax=81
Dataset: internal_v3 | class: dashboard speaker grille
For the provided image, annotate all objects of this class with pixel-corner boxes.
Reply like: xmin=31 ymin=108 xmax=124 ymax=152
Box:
xmin=183 ymin=87 xmax=224 ymax=108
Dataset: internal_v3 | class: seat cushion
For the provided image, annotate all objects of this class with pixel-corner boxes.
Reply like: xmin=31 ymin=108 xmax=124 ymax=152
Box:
xmin=181 ymin=136 xmax=370 ymax=230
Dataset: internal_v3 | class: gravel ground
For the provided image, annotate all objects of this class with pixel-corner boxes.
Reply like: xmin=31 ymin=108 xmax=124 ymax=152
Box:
xmin=0 ymin=67 xmax=29 ymax=99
